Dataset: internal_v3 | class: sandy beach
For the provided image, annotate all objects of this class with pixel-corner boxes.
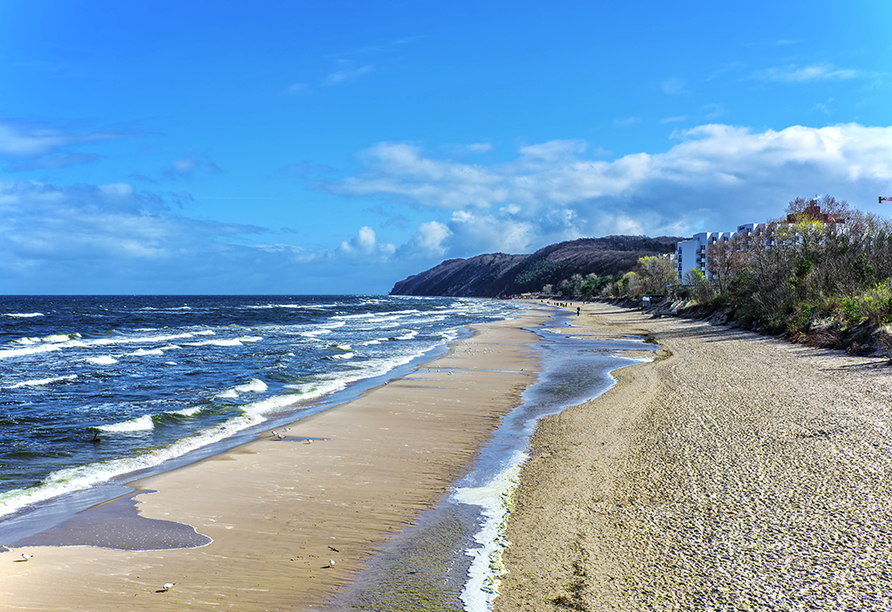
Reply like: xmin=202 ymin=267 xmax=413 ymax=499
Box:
xmin=497 ymin=301 xmax=892 ymax=611
xmin=0 ymin=309 xmax=546 ymax=611
xmin=6 ymin=299 xmax=892 ymax=611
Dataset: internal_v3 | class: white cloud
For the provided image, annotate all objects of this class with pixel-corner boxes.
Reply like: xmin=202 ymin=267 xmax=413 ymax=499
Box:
xmin=337 ymin=226 xmax=396 ymax=258
xmin=0 ymin=121 xmax=123 ymax=159
xmin=324 ymin=124 xmax=892 ymax=258
xmin=399 ymin=221 xmax=452 ymax=258
xmin=165 ymin=157 xmax=221 ymax=179
xmin=466 ymin=143 xmax=493 ymax=154
xmin=284 ymin=83 xmax=312 ymax=96
xmin=324 ymin=65 xmax=373 ymax=86
xmin=661 ymin=77 xmax=688 ymax=95
xmin=614 ymin=116 xmax=641 ymax=127
xmin=750 ymin=63 xmax=861 ymax=83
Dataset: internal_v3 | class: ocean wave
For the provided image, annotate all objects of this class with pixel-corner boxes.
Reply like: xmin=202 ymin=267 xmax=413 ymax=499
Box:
xmin=7 ymin=374 xmax=78 ymax=389
xmin=167 ymin=406 xmax=204 ymax=417
xmin=86 ymin=355 xmax=118 ymax=365
xmin=0 ymin=410 xmax=272 ymax=518
xmin=0 ymin=344 xmax=62 ymax=360
xmin=126 ymin=348 xmax=165 ymax=357
xmin=234 ymin=378 xmax=268 ymax=393
xmin=4 ymin=312 xmax=45 ymax=318
xmin=185 ymin=338 xmax=243 ymax=347
xmin=42 ymin=333 xmax=81 ymax=343
xmin=240 ymin=393 xmax=300 ymax=415
xmin=96 ymin=414 xmax=155 ymax=433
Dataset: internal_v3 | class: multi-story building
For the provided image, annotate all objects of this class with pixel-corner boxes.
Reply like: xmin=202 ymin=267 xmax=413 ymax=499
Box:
xmin=676 ymin=205 xmax=843 ymax=284
xmin=676 ymin=225 xmax=769 ymax=281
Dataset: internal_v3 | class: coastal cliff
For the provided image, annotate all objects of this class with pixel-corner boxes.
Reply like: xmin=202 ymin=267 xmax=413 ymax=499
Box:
xmin=390 ymin=235 xmax=681 ymax=297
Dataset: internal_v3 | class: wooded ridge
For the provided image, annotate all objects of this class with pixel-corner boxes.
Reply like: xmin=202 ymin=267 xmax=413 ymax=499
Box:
xmin=389 ymin=235 xmax=680 ymax=297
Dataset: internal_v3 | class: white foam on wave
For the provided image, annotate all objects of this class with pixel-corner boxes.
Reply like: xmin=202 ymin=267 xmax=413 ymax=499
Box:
xmin=7 ymin=374 xmax=78 ymax=389
xmin=0 ymin=409 xmax=274 ymax=519
xmin=126 ymin=348 xmax=164 ymax=357
xmin=86 ymin=355 xmax=118 ymax=365
xmin=235 ymin=378 xmax=268 ymax=393
xmin=5 ymin=312 xmax=45 ymax=318
xmin=438 ymin=327 xmax=460 ymax=343
xmin=453 ymin=452 xmax=526 ymax=612
xmin=215 ymin=389 xmax=239 ymax=399
xmin=97 ymin=414 xmax=155 ymax=433
xmin=168 ymin=406 xmax=203 ymax=417
xmin=240 ymin=393 xmax=299 ymax=416
xmin=0 ymin=344 xmax=62 ymax=360
xmin=42 ymin=333 xmax=80 ymax=343
xmin=81 ymin=331 xmax=196 ymax=347
xmin=185 ymin=338 xmax=243 ymax=347
xmin=182 ymin=335 xmax=262 ymax=348
xmin=298 ymin=320 xmax=346 ymax=338
xmin=393 ymin=330 xmax=418 ymax=341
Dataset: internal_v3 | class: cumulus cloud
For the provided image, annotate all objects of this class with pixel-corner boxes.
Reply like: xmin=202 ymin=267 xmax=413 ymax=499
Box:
xmin=324 ymin=124 xmax=892 ymax=258
xmin=337 ymin=226 xmax=396 ymax=258
xmin=397 ymin=221 xmax=452 ymax=258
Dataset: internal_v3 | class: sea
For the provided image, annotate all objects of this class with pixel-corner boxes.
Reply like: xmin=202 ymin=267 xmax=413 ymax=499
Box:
xmin=0 ymin=295 xmax=522 ymax=524
xmin=0 ymin=294 xmax=655 ymax=610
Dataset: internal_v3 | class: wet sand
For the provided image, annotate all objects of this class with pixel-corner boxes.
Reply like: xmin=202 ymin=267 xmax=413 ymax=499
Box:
xmin=0 ymin=309 xmax=546 ymax=611
xmin=497 ymin=301 xmax=892 ymax=611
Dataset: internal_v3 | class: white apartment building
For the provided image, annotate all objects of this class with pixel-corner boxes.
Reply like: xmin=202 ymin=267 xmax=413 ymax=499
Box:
xmin=676 ymin=223 xmax=770 ymax=281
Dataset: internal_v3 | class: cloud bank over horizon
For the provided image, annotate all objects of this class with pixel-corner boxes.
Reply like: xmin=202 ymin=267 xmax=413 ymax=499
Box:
xmin=3 ymin=121 xmax=891 ymax=294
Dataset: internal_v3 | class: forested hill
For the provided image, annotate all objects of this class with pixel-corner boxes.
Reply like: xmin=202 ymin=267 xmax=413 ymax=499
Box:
xmin=389 ymin=235 xmax=681 ymax=297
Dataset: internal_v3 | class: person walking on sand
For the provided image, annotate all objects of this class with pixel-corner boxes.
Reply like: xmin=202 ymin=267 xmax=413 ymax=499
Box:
xmin=576 ymin=307 xmax=581 ymax=316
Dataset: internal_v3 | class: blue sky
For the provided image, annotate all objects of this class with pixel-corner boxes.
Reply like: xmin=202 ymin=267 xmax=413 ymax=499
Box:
xmin=2 ymin=1 xmax=891 ymax=294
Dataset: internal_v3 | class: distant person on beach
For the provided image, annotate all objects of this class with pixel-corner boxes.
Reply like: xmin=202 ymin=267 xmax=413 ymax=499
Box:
xmin=577 ymin=307 xmax=580 ymax=316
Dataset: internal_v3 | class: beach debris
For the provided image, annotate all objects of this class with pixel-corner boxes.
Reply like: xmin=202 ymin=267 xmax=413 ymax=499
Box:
xmin=328 ymin=545 xmax=339 ymax=553
xmin=327 ymin=559 xmax=336 ymax=567
xmin=161 ymin=582 xmax=176 ymax=592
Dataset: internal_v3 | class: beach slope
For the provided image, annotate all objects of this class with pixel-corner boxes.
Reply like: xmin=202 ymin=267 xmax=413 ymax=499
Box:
xmin=1 ymin=310 xmax=546 ymax=611
xmin=497 ymin=302 xmax=892 ymax=611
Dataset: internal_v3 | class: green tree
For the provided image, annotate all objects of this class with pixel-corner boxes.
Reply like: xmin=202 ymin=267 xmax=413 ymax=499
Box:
xmin=637 ymin=255 xmax=677 ymax=295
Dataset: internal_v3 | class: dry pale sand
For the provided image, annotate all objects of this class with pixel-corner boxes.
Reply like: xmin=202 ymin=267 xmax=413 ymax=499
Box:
xmin=0 ymin=309 xmax=547 ymax=612
xmin=497 ymin=301 xmax=892 ymax=612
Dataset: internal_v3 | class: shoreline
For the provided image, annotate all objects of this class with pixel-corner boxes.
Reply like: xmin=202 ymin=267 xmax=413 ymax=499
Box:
xmin=1 ymin=308 xmax=548 ymax=611
xmin=496 ymin=301 xmax=892 ymax=611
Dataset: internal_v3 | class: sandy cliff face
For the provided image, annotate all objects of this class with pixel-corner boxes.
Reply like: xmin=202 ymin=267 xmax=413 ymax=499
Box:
xmin=390 ymin=235 xmax=682 ymax=297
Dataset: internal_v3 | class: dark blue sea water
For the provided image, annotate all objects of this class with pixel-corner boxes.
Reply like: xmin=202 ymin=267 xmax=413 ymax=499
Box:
xmin=0 ymin=295 xmax=524 ymax=522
